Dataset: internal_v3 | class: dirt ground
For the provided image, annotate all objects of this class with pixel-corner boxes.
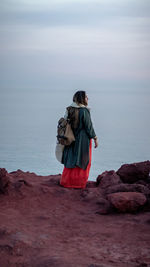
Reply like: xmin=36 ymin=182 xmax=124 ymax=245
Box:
xmin=0 ymin=170 xmax=150 ymax=267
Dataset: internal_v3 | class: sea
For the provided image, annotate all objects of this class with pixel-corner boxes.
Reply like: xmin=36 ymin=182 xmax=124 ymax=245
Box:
xmin=0 ymin=87 xmax=150 ymax=181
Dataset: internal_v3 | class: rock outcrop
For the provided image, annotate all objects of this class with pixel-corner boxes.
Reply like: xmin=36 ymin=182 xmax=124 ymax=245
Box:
xmin=1 ymin=161 xmax=150 ymax=214
xmin=0 ymin=161 xmax=150 ymax=266
xmin=94 ymin=161 xmax=150 ymax=214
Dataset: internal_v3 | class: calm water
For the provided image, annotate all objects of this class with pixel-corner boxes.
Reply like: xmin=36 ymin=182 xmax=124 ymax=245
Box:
xmin=0 ymin=88 xmax=150 ymax=180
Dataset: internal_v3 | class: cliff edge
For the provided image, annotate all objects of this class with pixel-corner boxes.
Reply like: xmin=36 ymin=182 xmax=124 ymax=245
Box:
xmin=0 ymin=161 xmax=150 ymax=267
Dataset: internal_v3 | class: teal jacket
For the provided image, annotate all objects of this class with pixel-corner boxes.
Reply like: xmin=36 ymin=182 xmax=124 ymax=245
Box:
xmin=62 ymin=107 xmax=96 ymax=170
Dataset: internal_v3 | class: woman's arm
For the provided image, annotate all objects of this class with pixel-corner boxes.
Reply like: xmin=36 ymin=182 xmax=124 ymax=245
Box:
xmin=83 ymin=108 xmax=98 ymax=147
xmin=93 ymin=136 xmax=98 ymax=148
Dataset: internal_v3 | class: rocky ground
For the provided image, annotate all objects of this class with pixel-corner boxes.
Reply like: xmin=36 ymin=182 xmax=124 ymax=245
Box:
xmin=0 ymin=161 xmax=150 ymax=267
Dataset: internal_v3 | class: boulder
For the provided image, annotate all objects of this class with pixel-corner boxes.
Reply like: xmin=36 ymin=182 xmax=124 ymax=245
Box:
xmin=96 ymin=170 xmax=121 ymax=189
xmin=107 ymin=192 xmax=147 ymax=213
xmin=117 ymin=161 xmax=150 ymax=183
xmin=0 ymin=168 xmax=10 ymax=193
xmin=105 ymin=183 xmax=150 ymax=197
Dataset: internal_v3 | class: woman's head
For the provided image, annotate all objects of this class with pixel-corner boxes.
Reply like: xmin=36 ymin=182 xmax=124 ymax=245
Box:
xmin=73 ymin=91 xmax=88 ymax=106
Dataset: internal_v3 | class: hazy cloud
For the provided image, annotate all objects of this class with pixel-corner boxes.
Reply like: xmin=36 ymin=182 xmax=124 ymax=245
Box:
xmin=0 ymin=0 xmax=150 ymax=90
xmin=1 ymin=0 xmax=150 ymax=27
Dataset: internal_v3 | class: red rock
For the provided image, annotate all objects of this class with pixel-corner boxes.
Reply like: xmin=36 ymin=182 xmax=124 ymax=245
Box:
xmin=96 ymin=170 xmax=121 ymax=189
xmin=107 ymin=192 xmax=147 ymax=212
xmin=0 ymin=168 xmax=10 ymax=193
xmin=117 ymin=161 xmax=150 ymax=183
xmin=1 ymin=167 xmax=150 ymax=266
xmin=105 ymin=183 xmax=150 ymax=197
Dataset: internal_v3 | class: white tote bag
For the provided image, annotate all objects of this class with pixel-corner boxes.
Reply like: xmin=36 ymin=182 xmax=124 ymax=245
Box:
xmin=55 ymin=143 xmax=64 ymax=163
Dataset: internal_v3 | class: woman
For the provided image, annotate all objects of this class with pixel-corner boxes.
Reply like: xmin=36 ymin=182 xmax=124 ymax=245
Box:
xmin=60 ymin=91 xmax=98 ymax=189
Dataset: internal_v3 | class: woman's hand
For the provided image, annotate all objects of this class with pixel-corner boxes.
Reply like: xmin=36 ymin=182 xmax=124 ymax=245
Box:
xmin=94 ymin=137 xmax=98 ymax=148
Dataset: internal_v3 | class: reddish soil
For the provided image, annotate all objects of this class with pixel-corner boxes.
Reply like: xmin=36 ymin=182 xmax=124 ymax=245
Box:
xmin=0 ymin=170 xmax=150 ymax=267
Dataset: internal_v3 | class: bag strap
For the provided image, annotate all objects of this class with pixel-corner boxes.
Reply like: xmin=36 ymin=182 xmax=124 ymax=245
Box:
xmin=67 ymin=106 xmax=79 ymax=129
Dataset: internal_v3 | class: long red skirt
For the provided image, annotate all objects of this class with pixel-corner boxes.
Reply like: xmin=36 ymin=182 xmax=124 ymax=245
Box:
xmin=60 ymin=139 xmax=92 ymax=188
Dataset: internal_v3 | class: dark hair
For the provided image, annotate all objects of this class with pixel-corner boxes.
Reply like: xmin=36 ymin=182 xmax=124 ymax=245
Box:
xmin=73 ymin=91 xmax=87 ymax=106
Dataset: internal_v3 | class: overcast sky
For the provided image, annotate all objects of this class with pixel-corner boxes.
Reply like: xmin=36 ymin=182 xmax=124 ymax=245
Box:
xmin=0 ymin=0 xmax=150 ymax=91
